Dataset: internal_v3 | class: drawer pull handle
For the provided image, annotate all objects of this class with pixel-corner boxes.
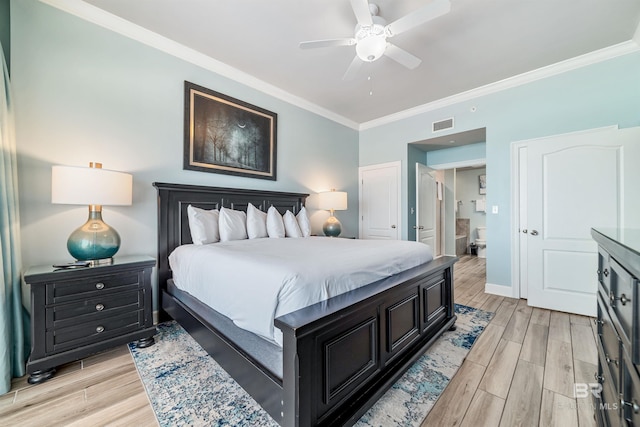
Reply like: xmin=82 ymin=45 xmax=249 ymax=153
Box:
xmin=622 ymin=399 xmax=640 ymax=414
xmin=594 ymin=319 xmax=604 ymax=326
xmin=610 ymin=291 xmax=631 ymax=306
xmin=605 ymin=355 xmax=618 ymax=366
xmin=594 ymin=372 xmax=604 ymax=383
xmin=95 ymin=282 xmax=105 ymax=290
xmin=96 ymin=326 xmax=105 ymax=333
xmin=603 ymin=268 xmax=609 ymax=277
xmin=95 ymin=304 xmax=104 ymax=311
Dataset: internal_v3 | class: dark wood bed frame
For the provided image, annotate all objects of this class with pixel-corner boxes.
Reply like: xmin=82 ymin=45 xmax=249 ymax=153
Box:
xmin=154 ymin=182 xmax=457 ymax=427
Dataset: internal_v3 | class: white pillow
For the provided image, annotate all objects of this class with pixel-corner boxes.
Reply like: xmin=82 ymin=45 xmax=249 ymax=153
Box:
xmin=187 ymin=205 xmax=219 ymax=245
xmin=219 ymin=207 xmax=248 ymax=242
xmin=246 ymin=203 xmax=268 ymax=239
xmin=267 ymin=206 xmax=285 ymax=238
xmin=283 ymin=210 xmax=303 ymax=238
xmin=296 ymin=207 xmax=311 ymax=237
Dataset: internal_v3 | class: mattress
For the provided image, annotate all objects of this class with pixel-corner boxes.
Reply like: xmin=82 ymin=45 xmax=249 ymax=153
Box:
xmin=169 ymin=236 xmax=433 ymax=346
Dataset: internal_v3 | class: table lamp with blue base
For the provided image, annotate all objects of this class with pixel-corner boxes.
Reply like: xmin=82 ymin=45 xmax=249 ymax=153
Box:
xmin=52 ymin=162 xmax=132 ymax=265
xmin=318 ymin=189 xmax=348 ymax=237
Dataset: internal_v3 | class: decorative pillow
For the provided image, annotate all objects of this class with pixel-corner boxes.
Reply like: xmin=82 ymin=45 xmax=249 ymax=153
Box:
xmin=219 ymin=207 xmax=248 ymax=242
xmin=283 ymin=210 xmax=303 ymax=238
xmin=296 ymin=206 xmax=311 ymax=237
xmin=266 ymin=206 xmax=285 ymax=238
xmin=187 ymin=205 xmax=219 ymax=245
xmin=246 ymin=203 xmax=268 ymax=239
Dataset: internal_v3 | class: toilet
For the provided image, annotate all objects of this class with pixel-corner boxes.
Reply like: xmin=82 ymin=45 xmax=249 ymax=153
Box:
xmin=475 ymin=226 xmax=487 ymax=258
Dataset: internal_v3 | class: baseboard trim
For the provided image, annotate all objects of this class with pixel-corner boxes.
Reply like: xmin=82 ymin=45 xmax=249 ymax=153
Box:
xmin=485 ymin=282 xmax=517 ymax=298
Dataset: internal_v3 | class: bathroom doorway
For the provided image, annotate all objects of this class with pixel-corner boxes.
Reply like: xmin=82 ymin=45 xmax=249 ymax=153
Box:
xmin=425 ymin=161 xmax=487 ymax=302
xmin=408 ymin=127 xmax=487 ymax=289
xmin=454 ymin=166 xmax=487 ymax=259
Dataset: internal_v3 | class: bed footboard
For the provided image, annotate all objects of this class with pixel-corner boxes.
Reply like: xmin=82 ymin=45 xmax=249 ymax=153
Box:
xmin=276 ymin=256 xmax=457 ymax=427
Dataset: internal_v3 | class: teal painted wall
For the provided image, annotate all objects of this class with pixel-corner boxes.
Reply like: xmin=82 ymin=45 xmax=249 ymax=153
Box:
xmin=11 ymin=0 xmax=640 ymax=297
xmin=361 ymin=51 xmax=640 ymax=290
xmin=11 ymin=0 xmax=359 ymax=308
xmin=0 ymin=0 xmax=8 ymax=71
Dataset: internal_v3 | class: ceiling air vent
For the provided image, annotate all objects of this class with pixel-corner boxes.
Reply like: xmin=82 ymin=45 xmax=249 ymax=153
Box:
xmin=432 ymin=118 xmax=454 ymax=133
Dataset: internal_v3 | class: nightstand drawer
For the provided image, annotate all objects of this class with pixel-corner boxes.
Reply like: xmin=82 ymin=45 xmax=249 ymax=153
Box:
xmin=46 ymin=272 xmax=141 ymax=304
xmin=46 ymin=310 xmax=143 ymax=354
xmin=47 ymin=289 xmax=142 ymax=325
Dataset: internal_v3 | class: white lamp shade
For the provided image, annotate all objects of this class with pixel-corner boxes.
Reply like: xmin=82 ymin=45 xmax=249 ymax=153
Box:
xmin=52 ymin=165 xmax=133 ymax=206
xmin=317 ymin=191 xmax=348 ymax=211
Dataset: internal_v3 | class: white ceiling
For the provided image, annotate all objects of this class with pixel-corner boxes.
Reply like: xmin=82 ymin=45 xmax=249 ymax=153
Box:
xmin=72 ymin=0 xmax=640 ymax=127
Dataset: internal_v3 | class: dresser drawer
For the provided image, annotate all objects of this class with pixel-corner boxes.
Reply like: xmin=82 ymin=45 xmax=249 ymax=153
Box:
xmin=622 ymin=353 xmax=640 ymax=426
xmin=599 ymin=248 xmax=612 ymax=299
xmin=46 ymin=310 xmax=143 ymax=354
xmin=46 ymin=289 xmax=142 ymax=327
xmin=46 ymin=272 xmax=141 ymax=304
xmin=598 ymin=295 xmax=622 ymax=392
xmin=608 ymin=258 xmax=638 ymax=361
xmin=598 ymin=350 xmax=622 ymax=427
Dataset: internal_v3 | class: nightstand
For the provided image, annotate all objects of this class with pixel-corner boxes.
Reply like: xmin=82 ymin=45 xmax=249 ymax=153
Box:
xmin=24 ymin=255 xmax=157 ymax=384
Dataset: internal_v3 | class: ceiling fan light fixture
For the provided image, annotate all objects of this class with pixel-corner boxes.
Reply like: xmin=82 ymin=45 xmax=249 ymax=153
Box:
xmin=356 ymin=34 xmax=387 ymax=62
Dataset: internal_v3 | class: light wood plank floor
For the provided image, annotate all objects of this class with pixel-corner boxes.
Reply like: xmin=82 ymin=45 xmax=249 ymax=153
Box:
xmin=2 ymin=255 xmax=597 ymax=426
xmin=422 ymin=255 xmax=598 ymax=427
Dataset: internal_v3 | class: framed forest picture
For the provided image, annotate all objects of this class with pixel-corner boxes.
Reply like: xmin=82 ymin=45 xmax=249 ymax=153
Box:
xmin=184 ymin=81 xmax=277 ymax=180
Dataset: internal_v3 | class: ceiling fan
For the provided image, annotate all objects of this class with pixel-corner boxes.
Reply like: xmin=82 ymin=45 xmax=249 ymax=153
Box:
xmin=299 ymin=0 xmax=451 ymax=81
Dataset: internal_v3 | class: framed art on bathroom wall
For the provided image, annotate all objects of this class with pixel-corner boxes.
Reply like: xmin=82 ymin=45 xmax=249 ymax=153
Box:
xmin=479 ymin=174 xmax=486 ymax=194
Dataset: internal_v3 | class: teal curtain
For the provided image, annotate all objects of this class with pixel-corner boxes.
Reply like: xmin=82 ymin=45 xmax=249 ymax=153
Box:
xmin=0 ymin=40 xmax=26 ymax=394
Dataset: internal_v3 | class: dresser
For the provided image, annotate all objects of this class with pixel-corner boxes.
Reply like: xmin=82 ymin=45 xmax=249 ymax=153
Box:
xmin=24 ymin=255 xmax=157 ymax=384
xmin=592 ymin=228 xmax=640 ymax=426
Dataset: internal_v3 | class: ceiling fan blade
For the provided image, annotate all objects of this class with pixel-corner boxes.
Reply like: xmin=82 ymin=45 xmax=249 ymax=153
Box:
xmin=342 ymin=55 xmax=364 ymax=81
xmin=384 ymin=44 xmax=422 ymax=69
xmin=350 ymin=0 xmax=373 ymax=27
xmin=299 ymin=38 xmax=356 ymax=49
xmin=386 ymin=0 xmax=451 ymax=37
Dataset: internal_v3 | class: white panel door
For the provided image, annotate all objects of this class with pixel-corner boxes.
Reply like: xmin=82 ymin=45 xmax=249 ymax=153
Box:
xmin=359 ymin=162 xmax=400 ymax=240
xmin=416 ymin=163 xmax=437 ymax=251
xmin=527 ymin=127 xmax=623 ymax=316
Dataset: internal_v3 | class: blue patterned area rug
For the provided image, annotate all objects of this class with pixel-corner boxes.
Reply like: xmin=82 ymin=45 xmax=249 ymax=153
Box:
xmin=129 ymin=304 xmax=493 ymax=427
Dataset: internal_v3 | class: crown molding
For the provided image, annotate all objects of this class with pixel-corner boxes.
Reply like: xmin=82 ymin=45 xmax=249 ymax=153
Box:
xmin=38 ymin=0 xmax=640 ymax=133
xmin=360 ymin=40 xmax=640 ymax=130
xmin=38 ymin=0 xmax=360 ymax=130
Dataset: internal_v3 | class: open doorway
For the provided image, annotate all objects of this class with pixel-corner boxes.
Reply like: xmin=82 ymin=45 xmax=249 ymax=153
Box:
xmin=408 ymin=128 xmax=487 ymax=294
xmin=454 ymin=166 xmax=487 ymax=258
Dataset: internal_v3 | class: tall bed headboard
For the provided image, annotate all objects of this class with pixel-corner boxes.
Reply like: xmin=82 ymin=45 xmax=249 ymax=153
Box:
xmin=153 ymin=182 xmax=308 ymax=288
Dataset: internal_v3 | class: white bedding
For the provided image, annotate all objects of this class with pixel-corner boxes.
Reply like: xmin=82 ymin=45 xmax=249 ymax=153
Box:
xmin=169 ymin=237 xmax=433 ymax=346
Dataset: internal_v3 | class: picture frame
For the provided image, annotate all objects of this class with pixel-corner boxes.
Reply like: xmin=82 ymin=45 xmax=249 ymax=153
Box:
xmin=479 ymin=174 xmax=486 ymax=194
xmin=184 ymin=81 xmax=277 ymax=180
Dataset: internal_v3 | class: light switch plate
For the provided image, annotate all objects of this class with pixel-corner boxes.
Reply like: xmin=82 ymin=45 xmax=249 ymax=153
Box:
xmin=492 ymin=205 xmax=499 ymax=214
